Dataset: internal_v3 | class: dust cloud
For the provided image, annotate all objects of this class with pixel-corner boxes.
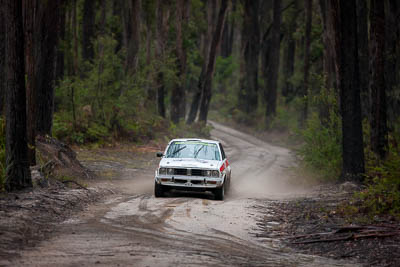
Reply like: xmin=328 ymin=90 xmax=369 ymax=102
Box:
xmin=104 ymin=121 xmax=309 ymax=200
xmin=210 ymin=121 xmax=309 ymax=200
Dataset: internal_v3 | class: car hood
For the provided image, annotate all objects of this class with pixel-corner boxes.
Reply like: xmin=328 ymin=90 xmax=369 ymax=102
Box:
xmin=159 ymin=158 xmax=220 ymax=169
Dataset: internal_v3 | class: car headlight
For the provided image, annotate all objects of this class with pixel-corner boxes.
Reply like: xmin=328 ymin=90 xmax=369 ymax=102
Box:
xmin=159 ymin=168 xmax=166 ymax=175
xmin=204 ymin=170 xmax=211 ymax=176
xmin=167 ymin=168 xmax=174 ymax=175
xmin=211 ymin=170 xmax=220 ymax=178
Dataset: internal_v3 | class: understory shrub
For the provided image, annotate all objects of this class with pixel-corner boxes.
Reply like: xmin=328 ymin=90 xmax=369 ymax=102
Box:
xmin=166 ymin=121 xmax=211 ymax=143
xmin=348 ymin=134 xmax=400 ymax=219
xmin=53 ymin=31 xmax=171 ymax=145
xmin=298 ymin=86 xmax=342 ymax=181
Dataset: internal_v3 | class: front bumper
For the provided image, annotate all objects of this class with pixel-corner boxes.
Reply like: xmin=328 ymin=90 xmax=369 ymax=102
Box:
xmin=155 ymin=174 xmax=223 ymax=190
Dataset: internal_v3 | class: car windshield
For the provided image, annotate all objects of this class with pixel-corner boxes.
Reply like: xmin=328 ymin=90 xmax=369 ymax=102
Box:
xmin=165 ymin=141 xmax=221 ymax=161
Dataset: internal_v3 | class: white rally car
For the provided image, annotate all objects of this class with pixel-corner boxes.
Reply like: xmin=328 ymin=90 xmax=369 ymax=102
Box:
xmin=154 ymin=138 xmax=231 ymax=200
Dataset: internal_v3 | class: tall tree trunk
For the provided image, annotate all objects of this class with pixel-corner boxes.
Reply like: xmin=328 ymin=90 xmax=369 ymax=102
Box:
xmin=263 ymin=0 xmax=282 ymax=124
xmin=370 ymin=0 xmax=388 ymax=159
xmin=68 ymin=0 xmax=78 ymax=128
xmin=112 ymin=0 xmax=123 ymax=53
xmin=95 ymin=0 xmax=107 ymax=124
xmin=319 ymin=0 xmax=337 ymax=92
xmin=124 ymin=0 xmax=141 ymax=75
xmin=23 ymin=0 xmax=38 ymax=165
xmin=145 ymin=18 xmax=155 ymax=105
xmin=221 ymin=0 xmax=236 ymax=58
xmin=228 ymin=0 xmax=236 ymax=56
xmin=198 ymin=0 xmax=228 ymax=122
xmin=317 ymin=0 xmax=336 ymax=123
xmin=171 ymin=0 xmax=189 ymax=123
xmin=330 ymin=0 xmax=365 ymax=181
xmin=0 ymin=9 xmax=5 ymax=116
xmin=301 ymin=0 xmax=312 ymax=126
xmin=221 ymin=8 xmax=230 ymax=58
xmin=282 ymin=3 xmax=299 ymax=101
xmin=155 ymin=0 xmax=170 ymax=118
xmin=82 ymin=0 xmax=96 ymax=62
xmin=237 ymin=0 xmax=260 ymax=116
xmin=356 ymin=0 xmax=369 ymax=119
xmin=56 ymin=3 xmax=66 ymax=83
xmin=35 ymin=0 xmax=61 ymax=136
xmin=65 ymin=7 xmax=73 ymax=76
xmin=72 ymin=0 xmax=78 ymax=76
xmin=4 ymin=0 xmax=32 ymax=191
xmin=385 ymin=0 xmax=399 ymax=125
xmin=187 ymin=0 xmax=213 ymax=124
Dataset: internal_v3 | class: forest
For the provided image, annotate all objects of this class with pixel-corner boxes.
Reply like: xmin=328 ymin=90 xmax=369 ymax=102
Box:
xmin=0 ymin=0 xmax=400 ymax=219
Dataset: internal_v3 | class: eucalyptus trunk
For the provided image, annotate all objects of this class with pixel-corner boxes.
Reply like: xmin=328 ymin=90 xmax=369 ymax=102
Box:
xmin=155 ymin=0 xmax=170 ymax=118
xmin=56 ymin=3 xmax=66 ymax=83
xmin=23 ymin=0 xmax=38 ymax=165
xmin=330 ymin=0 xmax=365 ymax=181
xmin=4 ymin=0 xmax=32 ymax=191
xmin=221 ymin=0 xmax=236 ymax=58
xmin=301 ymin=0 xmax=312 ymax=126
xmin=187 ymin=0 xmax=213 ymax=124
xmin=264 ymin=0 xmax=282 ymax=124
xmin=35 ymin=0 xmax=61 ymax=136
xmin=356 ymin=0 xmax=369 ymax=119
xmin=238 ymin=0 xmax=260 ymax=116
xmin=282 ymin=2 xmax=299 ymax=102
xmin=123 ymin=0 xmax=141 ymax=75
xmin=171 ymin=0 xmax=189 ymax=123
xmin=198 ymin=0 xmax=228 ymax=122
xmin=82 ymin=0 xmax=96 ymax=62
xmin=369 ymin=0 xmax=388 ymax=159
xmin=0 ymin=10 xmax=5 ymax=116
xmin=385 ymin=0 xmax=400 ymax=124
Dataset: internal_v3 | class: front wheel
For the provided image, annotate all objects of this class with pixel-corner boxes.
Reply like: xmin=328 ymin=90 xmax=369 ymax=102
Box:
xmin=154 ymin=182 xmax=164 ymax=197
xmin=214 ymin=185 xmax=224 ymax=201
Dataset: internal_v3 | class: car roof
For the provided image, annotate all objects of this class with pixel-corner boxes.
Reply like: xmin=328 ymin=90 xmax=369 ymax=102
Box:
xmin=168 ymin=138 xmax=220 ymax=144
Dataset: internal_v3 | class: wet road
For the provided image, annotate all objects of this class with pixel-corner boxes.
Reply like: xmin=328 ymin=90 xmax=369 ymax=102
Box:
xmin=12 ymin=122 xmax=357 ymax=266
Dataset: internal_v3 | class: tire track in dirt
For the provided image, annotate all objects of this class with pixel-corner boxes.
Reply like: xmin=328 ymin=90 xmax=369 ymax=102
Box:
xmin=9 ymin=122 xmax=359 ymax=266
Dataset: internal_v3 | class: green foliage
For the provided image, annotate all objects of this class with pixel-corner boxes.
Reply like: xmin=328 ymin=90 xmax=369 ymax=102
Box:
xmin=168 ymin=121 xmax=211 ymax=140
xmin=211 ymin=55 xmax=240 ymax=120
xmin=347 ymin=135 xmax=400 ymax=219
xmin=298 ymin=86 xmax=342 ymax=181
xmin=54 ymin=28 xmax=166 ymax=145
xmin=267 ymin=104 xmax=300 ymax=133
xmin=0 ymin=117 xmax=5 ymax=190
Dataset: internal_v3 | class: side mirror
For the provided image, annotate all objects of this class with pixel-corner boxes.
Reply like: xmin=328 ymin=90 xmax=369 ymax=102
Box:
xmin=156 ymin=152 xmax=164 ymax=157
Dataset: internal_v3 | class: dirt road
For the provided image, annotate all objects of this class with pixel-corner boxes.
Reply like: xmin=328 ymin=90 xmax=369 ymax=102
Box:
xmin=9 ymin=122 xmax=357 ymax=266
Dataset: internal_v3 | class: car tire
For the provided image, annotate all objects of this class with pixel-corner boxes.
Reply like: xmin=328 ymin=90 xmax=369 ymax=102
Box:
xmin=226 ymin=177 xmax=231 ymax=193
xmin=154 ymin=182 xmax=164 ymax=197
xmin=214 ymin=185 xmax=224 ymax=201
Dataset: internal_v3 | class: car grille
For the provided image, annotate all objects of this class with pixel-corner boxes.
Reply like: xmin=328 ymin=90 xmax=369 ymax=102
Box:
xmin=174 ymin=168 xmax=188 ymax=175
xmin=191 ymin=169 xmax=203 ymax=176
xmin=172 ymin=168 xmax=203 ymax=176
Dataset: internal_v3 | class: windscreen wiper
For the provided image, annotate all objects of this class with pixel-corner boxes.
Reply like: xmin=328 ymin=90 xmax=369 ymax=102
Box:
xmin=169 ymin=146 xmax=186 ymax=157
xmin=194 ymin=145 xmax=205 ymax=158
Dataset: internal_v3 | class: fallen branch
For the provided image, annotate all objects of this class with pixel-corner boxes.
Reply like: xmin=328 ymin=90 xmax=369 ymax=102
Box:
xmin=354 ymin=232 xmax=400 ymax=239
xmin=291 ymin=234 xmax=354 ymax=244
xmin=292 ymin=231 xmax=400 ymax=244
xmin=62 ymin=180 xmax=88 ymax=190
